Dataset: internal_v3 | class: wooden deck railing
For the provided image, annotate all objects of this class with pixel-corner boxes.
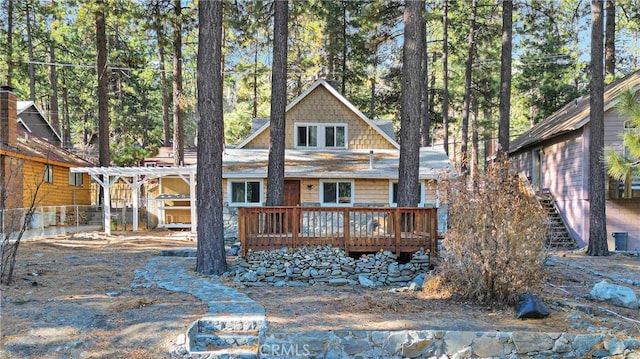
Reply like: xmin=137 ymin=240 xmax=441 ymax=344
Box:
xmin=238 ymin=206 xmax=438 ymax=257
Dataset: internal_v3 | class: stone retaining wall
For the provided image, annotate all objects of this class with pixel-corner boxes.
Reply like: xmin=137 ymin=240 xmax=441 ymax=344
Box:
xmin=260 ymin=329 xmax=640 ymax=358
xmin=227 ymin=246 xmax=429 ymax=288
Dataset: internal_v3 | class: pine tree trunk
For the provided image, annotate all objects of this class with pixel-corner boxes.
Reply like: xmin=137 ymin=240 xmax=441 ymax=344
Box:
xmin=340 ymin=1 xmax=347 ymax=94
xmin=6 ymin=0 xmax=13 ymax=86
xmin=196 ymin=0 xmax=226 ymax=275
xmin=154 ymin=3 xmax=171 ymax=147
xmin=61 ymin=75 xmax=71 ymax=149
xmin=49 ymin=5 xmax=60 ymax=134
xmin=266 ymin=0 xmax=288 ymax=206
xmin=96 ymin=0 xmax=110 ymax=167
xmin=461 ymin=0 xmax=478 ymax=173
xmin=26 ymin=0 xmax=36 ymax=102
xmin=172 ymin=0 xmax=184 ymax=166
xmin=470 ymin=98 xmax=479 ymax=181
xmin=604 ymin=0 xmax=615 ymax=77
xmin=398 ymin=0 xmax=424 ymax=208
xmin=421 ymin=26 xmax=430 ymax=147
xmin=253 ymin=42 xmax=259 ymax=118
xmin=498 ymin=0 xmax=513 ymax=155
xmin=442 ymin=0 xmax=449 ymax=155
xmin=587 ymin=0 xmax=609 ymax=256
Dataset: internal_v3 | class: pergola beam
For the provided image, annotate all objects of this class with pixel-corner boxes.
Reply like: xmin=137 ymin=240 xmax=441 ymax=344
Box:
xmin=71 ymin=166 xmax=197 ymax=235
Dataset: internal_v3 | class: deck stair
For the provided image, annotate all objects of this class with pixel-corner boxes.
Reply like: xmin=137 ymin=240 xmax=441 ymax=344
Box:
xmin=537 ymin=193 xmax=575 ymax=249
xmin=186 ymin=314 xmax=266 ymax=359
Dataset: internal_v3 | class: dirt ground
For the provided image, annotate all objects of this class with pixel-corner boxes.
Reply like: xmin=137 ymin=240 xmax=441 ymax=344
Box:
xmin=2 ymin=232 xmax=640 ymax=358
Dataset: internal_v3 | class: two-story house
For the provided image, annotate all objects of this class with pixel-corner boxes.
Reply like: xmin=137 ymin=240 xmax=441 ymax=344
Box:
xmin=1 ymin=86 xmax=93 ymax=233
xmin=143 ymin=79 xmax=453 ymax=236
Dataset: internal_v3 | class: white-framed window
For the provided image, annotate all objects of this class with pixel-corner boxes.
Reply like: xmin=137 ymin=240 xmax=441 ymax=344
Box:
xmin=295 ymin=123 xmax=347 ymax=149
xmin=320 ymin=180 xmax=354 ymax=205
xmin=228 ymin=180 xmax=262 ymax=206
xmin=389 ymin=181 xmax=425 ymax=207
xmin=68 ymin=172 xmax=83 ymax=187
xmin=44 ymin=165 xmax=53 ymax=184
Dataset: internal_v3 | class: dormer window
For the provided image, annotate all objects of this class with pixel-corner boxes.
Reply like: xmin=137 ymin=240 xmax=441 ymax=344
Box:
xmin=295 ymin=123 xmax=347 ymax=149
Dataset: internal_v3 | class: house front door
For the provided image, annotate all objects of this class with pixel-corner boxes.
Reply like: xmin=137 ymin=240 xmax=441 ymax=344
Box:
xmin=283 ymin=180 xmax=300 ymax=233
xmin=283 ymin=180 xmax=300 ymax=206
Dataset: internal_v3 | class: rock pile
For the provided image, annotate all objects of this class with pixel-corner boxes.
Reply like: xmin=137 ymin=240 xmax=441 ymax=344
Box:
xmin=227 ymin=246 xmax=430 ymax=288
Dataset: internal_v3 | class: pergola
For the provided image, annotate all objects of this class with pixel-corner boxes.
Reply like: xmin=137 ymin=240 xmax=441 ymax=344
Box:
xmin=70 ymin=166 xmax=197 ymax=235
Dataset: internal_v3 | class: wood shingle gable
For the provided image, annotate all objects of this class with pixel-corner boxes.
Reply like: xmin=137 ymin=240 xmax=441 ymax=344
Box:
xmin=237 ymin=79 xmax=400 ymax=149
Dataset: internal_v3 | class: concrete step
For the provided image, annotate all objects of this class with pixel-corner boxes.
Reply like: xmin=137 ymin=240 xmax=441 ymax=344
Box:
xmin=185 ymin=315 xmax=266 ymax=359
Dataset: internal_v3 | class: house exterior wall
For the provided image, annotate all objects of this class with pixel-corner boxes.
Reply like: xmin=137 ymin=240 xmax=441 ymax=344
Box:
xmin=21 ymin=159 xmax=91 ymax=207
xmin=243 ymin=86 xmax=396 ymax=150
xmin=510 ymin=106 xmax=639 ymax=249
xmin=606 ymin=199 xmax=640 ymax=251
xmin=220 ymin=177 xmax=437 ymax=207
xmin=160 ymin=176 xmax=191 ymax=195
xmin=1 ymin=156 xmax=24 ymax=209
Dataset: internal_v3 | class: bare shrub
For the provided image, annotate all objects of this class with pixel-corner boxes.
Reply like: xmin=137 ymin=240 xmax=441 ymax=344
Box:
xmin=438 ymin=159 xmax=548 ymax=306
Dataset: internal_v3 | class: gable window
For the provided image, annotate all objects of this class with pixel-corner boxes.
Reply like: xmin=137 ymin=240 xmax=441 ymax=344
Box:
xmin=320 ymin=180 xmax=353 ymax=205
xmin=389 ymin=181 xmax=425 ymax=206
xmin=68 ymin=172 xmax=83 ymax=187
xmin=44 ymin=165 xmax=53 ymax=184
xmin=229 ymin=180 xmax=262 ymax=206
xmin=295 ymin=123 xmax=347 ymax=149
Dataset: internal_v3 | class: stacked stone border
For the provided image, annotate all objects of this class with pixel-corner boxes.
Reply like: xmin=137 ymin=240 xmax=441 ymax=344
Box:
xmin=227 ymin=246 xmax=430 ymax=288
xmin=260 ymin=330 xmax=640 ymax=358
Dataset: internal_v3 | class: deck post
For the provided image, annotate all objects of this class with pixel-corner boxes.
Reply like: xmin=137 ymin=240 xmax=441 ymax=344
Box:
xmin=343 ymin=208 xmax=350 ymax=256
xmin=394 ymin=208 xmax=402 ymax=256
xmin=238 ymin=207 xmax=246 ymax=256
xmin=292 ymin=206 xmax=299 ymax=249
xmin=430 ymin=208 xmax=438 ymax=257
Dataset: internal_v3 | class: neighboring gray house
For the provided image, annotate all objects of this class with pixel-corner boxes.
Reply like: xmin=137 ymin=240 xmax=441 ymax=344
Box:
xmin=509 ymin=70 xmax=640 ymax=251
xmin=17 ymin=101 xmax=62 ymax=147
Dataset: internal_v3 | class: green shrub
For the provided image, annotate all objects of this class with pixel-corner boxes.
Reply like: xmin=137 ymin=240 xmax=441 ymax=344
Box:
xmin=438 ymin=160 xmax=549 ymax=306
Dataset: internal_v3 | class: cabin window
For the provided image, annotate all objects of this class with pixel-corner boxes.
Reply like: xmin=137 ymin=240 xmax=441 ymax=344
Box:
xmin=44 ymin=165 xmax=53 ymax=183
xmin=320 ymin=180 xmax=353 ymax=205
xmin=229 ymin=180 xmax=262 ymax=206
xmin=68 ymin=172 xmax=83 ymax=186
xmin=389 ymin=181 xmax=425 ymax=206
xmin=295 ymin=123 xmax=347 ymax=149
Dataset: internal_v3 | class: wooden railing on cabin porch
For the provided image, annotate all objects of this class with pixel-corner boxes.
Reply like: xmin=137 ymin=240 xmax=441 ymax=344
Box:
xmin=238 ymin=206 xmax=438 ymax=257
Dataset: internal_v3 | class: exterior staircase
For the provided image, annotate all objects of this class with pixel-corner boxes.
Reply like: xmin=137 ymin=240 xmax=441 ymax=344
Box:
xmin=185 ymin=314 xmax=266 ymax=358
xmin=537 ymin=193 xmax=575 ymax=249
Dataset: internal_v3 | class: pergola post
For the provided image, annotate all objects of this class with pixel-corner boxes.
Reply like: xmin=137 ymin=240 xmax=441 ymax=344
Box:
xmin=104 ymin=181 xmax=111 ymax=235
xmin=72 ymin=166 xmax=198 ymax=236
xmin=189 ymin=169 xmax=197 ymax=234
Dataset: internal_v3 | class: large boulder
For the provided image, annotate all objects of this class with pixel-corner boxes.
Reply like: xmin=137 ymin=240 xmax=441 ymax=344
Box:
xmin=590 ymin=280 xmax=639 ymax=309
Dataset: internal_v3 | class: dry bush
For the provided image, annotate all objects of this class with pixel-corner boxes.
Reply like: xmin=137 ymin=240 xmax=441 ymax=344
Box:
xmin=438 ymin=159 xmax=549 ymax=307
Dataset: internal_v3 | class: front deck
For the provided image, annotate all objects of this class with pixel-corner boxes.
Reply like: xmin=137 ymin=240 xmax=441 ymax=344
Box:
xmin=238 ymin=207 xmax=438 ymax=257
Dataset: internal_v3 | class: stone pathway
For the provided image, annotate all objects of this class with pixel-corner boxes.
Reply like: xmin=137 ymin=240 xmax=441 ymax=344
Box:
xmin=132 ymin=255 xmax=265 ymax=317
xmin=131 ymin=253 xmax=640 ymax=359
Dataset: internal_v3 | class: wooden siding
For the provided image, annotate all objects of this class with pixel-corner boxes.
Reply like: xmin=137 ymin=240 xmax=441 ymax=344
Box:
xmin=243 ymin=85 xmax=395 ymax=150
xmin=219 ymin=178 xmax=438 ymax=207
xmin=541 ymin=132 xmax=586 ymax=200
xmin=1 ymin=156 xmax=24 ymax=209
xmin=555 ymin=198 xmax=589 ymax=247
xmin=161 ymin=176 xmax=191 ymax=195
xmin=604 ymin=106 xmax=629 ymax=152
xmin=21 ymin=159 xmax=91 ymax=208
xmin=606 ymin=199 xmax=640 ymax=251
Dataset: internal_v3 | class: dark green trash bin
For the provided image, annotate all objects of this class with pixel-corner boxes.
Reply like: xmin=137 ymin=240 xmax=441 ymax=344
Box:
xmin=612 ymin=232 xmax=628 ymax=251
